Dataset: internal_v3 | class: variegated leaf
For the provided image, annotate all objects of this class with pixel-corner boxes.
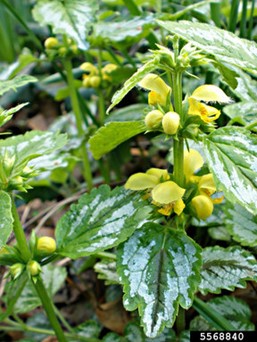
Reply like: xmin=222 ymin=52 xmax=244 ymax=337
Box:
xmin=156 ymin=20 xmax=257 ymax=74
xmin=191 ymin=296 xmax=255 ymax=331
xmin=56 ymin=185 xmax=151 ymax=259
xmin=225 ymin=203 xmax=257 ymax=247
xmin=117 ymin=222 xmax=202 ymax=338
xmin=0 ymin=131 xmax=67 ymax=184
xmin=223 ymin=101 xmax=257 ymax=129
xmin=0 ymin=191 xmax=13 ymax=248
xmin=107 ymin=57 xmax=160 ymax=113
xmin=89 ymin=121 xmax=145 ymax=160
xmin=0 ymin=103 xmax=28 ymax=127
xmin=203 ymin=127 xmax=257 ymax=215
xmin=32 ymin=0 xmax=99 ymax=50
xmin=0 ymin=75 xmax=37 ymax=96
xmin=200 ymin=246 xmax=257 ymax=295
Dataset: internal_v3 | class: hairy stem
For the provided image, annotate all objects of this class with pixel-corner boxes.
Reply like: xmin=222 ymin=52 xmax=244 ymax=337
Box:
xmin=32 ymin=277 xmax=68 ymax=342
xmin=11 ymin=197 xmax=31 ymax=262
xmin=172 ymin=71 xmax=184 ymax=187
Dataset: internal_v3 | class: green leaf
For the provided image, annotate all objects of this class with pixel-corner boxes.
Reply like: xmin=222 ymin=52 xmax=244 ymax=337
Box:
xmin=200 ymin=246 xmax=257 ymax=295
xmin=0 ymin=75 xmax=37 ymax=96
xmin=107 ymin=57 xmax=160 ymax=113
xmin=191 ymin=296 xmax=255 ymax=331
xmin=89 ymin=121 xmax=146 ymax=159
xmin=225 ymin=203 xmax=257 ymax=247
xmin=117 ymin=222 xmax=202 ymax=338
xmin=0 ymin=191 xmax=13 ymax=247
xmin=13 ymin=264 xmax=67 ymax=314
xmin=0 ymin=131 xmax=67 ymax=185
xmin=94 ymin=260 xmax=119 ymax=285
xmin=203 ymin=127 xmax=257 ymax=215
xmin=0 ymin=103 xmax=28 ymax=127
xmin=157 ymin=20 xmax=257 ymax=74
xmin=32 ymin=0 xmax=99 ymax=50
xmin=93 ymin=16 xmax=153 ymax=45
xmin=0 ymin=272 xmax=28 ymax=321
xmin=56 ymin=185 xmax=151 ymax=259
xmin=105 ymin=104 xmax=146 ymax=123
xmin=223 ymin=101 xmax=257 ymax=129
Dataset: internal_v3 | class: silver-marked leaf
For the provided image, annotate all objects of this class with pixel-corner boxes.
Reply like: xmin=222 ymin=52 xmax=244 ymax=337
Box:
xmin=13 ymin=264 xmax=67 ymax=314
xmin=94 ymin=260 xmax=119 ymax=285
xmin=93 ymin=16 xmax=153 ymax=45
xmin=89 ymin=121 xmax=145 ymax=160
xmin=107 ymin=57 xmax=160 ymax=113
xmin=157 ymin=20 xmax=257 ymax=74
xmin=56 ymin=185 xmax=151 ymax=259
xmin=117 ymin=222 xmax=202 ymax=338
xmin=0 ymin=75 xmax=37 ymax=96
xmin=190 ymin=296 xmax=255 ymax=331
xmin=32 ymin=0 xmax=99 ymax=50
xmin=0 ymin=131 xmax=67 ymax=183
xmin=223 ymin=101 xmax=257 ymax=129
xmin=225 ymin=203 xmax=257 ymax=247
xmin=200 ymin=246 xmax=257 ymax=295
xmin=0 ymin=191 xmax=13 ymax=248
xmin=203 ymin=127 xmax=257 ymax=215
xmin=0 ymin=103 xmax=28 ymax=127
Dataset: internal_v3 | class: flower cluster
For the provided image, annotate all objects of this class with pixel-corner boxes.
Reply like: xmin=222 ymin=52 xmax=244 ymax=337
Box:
xmin=125 ymin=149 xmax=222 ymax=220
xmin=80 ymin=62 xmax=118 ymax=89
xmin=44 ymin=37 xmax=78 ymax=58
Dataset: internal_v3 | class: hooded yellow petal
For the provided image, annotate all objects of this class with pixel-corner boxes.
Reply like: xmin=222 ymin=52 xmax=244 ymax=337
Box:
xmin=188 ymin=98 xmax=221 ymax=123
xmin=173 ymin=198 xmax=185 ymax=215
xmin=146 ymin=168 xmax=170 ymax=181
xmin=151 ymin=181 xmax=185 ymax=204
xmin=199 ymin=173 xmax=216 ymax=196
xmin=191 ymin=85 xmax=232 ymax=104
xmin=148 ymin=91 xmax=167 ymax=106
xmin=125 ymin=173 xmax=159 ymax=190
xmin=139 ymin=73 xmax=171 ymax=96
xmin=184 ymin=149 xmax=204 ymax=181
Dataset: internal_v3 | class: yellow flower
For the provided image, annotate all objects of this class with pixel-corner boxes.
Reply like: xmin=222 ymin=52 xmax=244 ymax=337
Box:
xmin=188 ymin=84 xmax=232 ymax=123
xmin=125 ymin=168 xmax=185 ymax=216
xmin=191 ymin=195 xmax=214 ymax=220
xmin=162 ymin=112 xmax=180 ymax=135
xmin=138 ymin=73 xmax=171 ymax=106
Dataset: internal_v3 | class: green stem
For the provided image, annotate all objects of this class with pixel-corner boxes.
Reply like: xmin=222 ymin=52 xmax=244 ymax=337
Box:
xmin=176 ymin=308 xmax=185 ymax=334
xmin=172 ymin=71 xmax=184 ymax=187
xmin=210 ymin=3 xmax=221 ymax=27
xmin=32 ymin=277 xmax=68 ymax=342
xmin=62 ymin=56 xmax=93 ymax=190
xmin=240 ymin=0 xmax=248 ymax=38
xmin=247 ymin=0 xmax=255 ymax=40
xmin=228 ymin=0 xmax=240 ymax=32
xmin=245 ymin=119 xmax=257 ymax=131
xmin=193 ymin=297 xmax=236 ymax=331
xmin=11 ymin=197 xmax=31 ymax=262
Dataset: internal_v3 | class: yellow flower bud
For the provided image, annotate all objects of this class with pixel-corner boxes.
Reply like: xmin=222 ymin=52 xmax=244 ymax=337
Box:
xmin=144 ymin=110 xmax=164 ymax=129
xmin=44 ymin=37 xmax=59 ymax=49
xmin=27 ymin=260 xmax=41 ymax=276
xmin=80 ymin=62 xmax=98 ymax=76
xmin=82 ymin=75 xmax=91 ymax=88
xmin=10 ymin=176 xmax=24 ymax=187
xmin=70 ymin=44 xmax=78 ymax=54
xmin=162 ymin=112 xmax=180 ymax=135
xmin=37 ymin=236 xmax=57 ymax=254
xmin=191 ymin=195 xmax=214 ymax=220
xmin=58 ymin=47 xmax=67 ymax=57
xmin=90 ymin=76 xmax=101 ymax=88
xmin=10 ymin=263 xmax=24 ymax=280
